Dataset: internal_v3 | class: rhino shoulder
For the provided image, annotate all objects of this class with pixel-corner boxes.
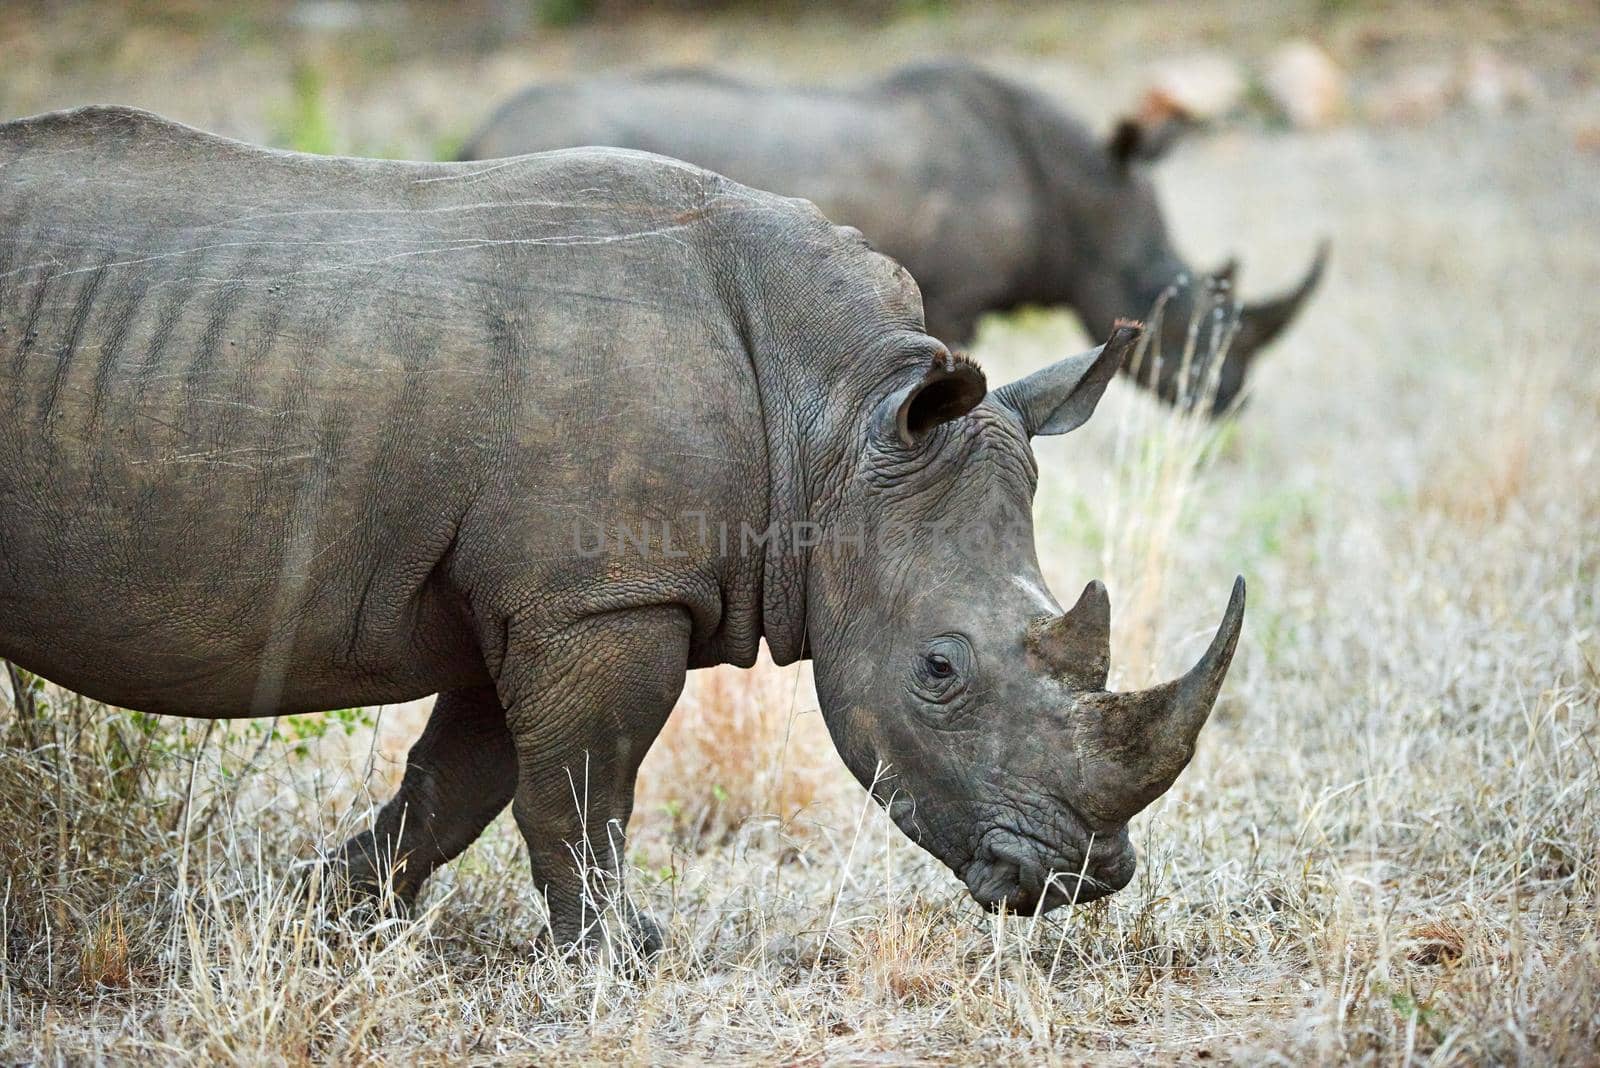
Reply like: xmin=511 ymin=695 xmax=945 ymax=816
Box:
xmin=878 ymin=60 xmax=1021 ymax=101
xmin=878 ymin=61 xmax=1087 ymax=130
xmin=511 ymin=144 xmax=739 ymax=205
xmin=883 ymin=61 xmax=1105 ymax=177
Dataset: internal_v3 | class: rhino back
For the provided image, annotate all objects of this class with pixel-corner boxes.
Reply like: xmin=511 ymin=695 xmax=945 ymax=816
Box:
xmin=461 ymin=67 xmax=1042 ymax=333
xmin=0 ymin=108 xmax=768 ymax=715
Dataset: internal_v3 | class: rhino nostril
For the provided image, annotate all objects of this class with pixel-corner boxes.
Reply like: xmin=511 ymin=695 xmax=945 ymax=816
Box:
xmin=965 ymin=842 xmax=1024 ymax=910
xmin=965 ymin=824 xmax=1140 ymax=913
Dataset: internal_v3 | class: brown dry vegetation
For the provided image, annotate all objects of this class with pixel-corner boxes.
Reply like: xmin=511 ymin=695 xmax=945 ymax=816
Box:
xmin=2 ymin=1 xmax=1598 ymax=1063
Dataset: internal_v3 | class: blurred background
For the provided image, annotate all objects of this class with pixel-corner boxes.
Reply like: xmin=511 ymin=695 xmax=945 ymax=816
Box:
xmin=4 ymin=0 xmax=1598 ymax=163
xmin=3 ymin=2 xmax=1598 ymax=1063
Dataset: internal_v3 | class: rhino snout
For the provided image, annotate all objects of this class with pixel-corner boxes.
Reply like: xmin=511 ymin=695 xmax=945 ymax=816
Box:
xmin=962 ymin=825 xmax=1136 ymax=914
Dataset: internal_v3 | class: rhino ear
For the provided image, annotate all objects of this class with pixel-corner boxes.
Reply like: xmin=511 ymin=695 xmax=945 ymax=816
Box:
xmin=878 ymin=355 xmax=988 ymax=447
xmin=993 ymin=322 xmax=1141 ymax=437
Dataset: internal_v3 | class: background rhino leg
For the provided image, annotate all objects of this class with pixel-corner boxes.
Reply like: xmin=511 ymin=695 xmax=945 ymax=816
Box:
xmin=500 ymin=604 xmax=689 ymax=957
xmin=336 ymin=684 xmax=515 ymax=907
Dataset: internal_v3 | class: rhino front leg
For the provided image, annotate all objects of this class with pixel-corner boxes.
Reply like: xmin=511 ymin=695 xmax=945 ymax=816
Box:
xmin=336 ymin=684 xmax=516 ymax=907
xmin=501 ymin=605 xmax=688 ymax=957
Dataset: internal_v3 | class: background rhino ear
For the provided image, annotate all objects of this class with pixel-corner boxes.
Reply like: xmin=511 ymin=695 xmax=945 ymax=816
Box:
xmin=993 ymin=322 xmax=1141 ymax=437
xmin=879 ymin=356 xmax=988 ymax=447
xmin=1107 ymin=118 xmax=1184 ymax=170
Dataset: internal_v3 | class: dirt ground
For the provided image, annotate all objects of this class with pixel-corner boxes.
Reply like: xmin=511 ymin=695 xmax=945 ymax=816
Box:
xmin=2 ymin=1 xmax=1598 ymax=1063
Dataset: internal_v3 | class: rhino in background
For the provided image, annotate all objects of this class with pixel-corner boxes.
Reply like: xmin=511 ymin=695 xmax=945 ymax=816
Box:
xmin=1 ymin=106 xmax=1245 ymax=960
xmin=461 ymin=62 xmax=1327 ymax=416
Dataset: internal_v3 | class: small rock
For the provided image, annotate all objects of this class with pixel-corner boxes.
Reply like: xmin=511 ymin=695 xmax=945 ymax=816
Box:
xmin=1140 ymin=53 xmax=1248 ymax=123
xmin=1367 ymin=63 xmax=1458 ymax=124
xmin=1264 ymin=40 xmax=1347 ymax=128
xmin=1463 ymin=47 xmax=1538 ymax=113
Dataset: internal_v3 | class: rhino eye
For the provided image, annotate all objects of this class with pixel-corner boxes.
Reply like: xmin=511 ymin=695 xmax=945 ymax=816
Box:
xmin=912 ymin=636 xmax=973 ymax=703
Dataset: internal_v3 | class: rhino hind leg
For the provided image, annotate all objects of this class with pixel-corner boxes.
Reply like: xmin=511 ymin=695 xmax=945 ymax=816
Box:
xmin=334 ymin=684 xmax=516 ymax=909
xmin=501 ymin=604 xmax=689 ymax=960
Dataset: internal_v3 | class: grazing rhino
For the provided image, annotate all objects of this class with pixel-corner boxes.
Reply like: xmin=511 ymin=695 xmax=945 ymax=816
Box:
xmin=0 ymin=107 xmax=1245 ymax=957
xmin=460 ymin=62 xmax=1327 ymax=415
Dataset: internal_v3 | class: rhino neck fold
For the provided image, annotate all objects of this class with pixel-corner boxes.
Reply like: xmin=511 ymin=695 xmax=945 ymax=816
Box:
xmin=755 ymin=418 xmax=813 ymax=667
xmin=747 ymin=358 xmax=859 ymax=669
xmin=728 ymin=328 xmax=824 ymax=669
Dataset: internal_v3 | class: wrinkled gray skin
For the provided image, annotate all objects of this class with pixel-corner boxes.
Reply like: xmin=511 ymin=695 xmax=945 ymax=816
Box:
xmin=461 ymin=62 xmax=1327 ymax=415
xmin=1 ymin=107 xmax=1244 ymax=957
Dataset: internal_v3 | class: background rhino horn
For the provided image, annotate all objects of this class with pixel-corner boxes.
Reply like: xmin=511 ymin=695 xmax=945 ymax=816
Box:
xmin=1233 ymin=240 xmax=1329 ymax=355
xmin=1077 ymin=577 xmax=1246 ymax=826
xmin=1211 ymin=256 xmax=1240 ymax=289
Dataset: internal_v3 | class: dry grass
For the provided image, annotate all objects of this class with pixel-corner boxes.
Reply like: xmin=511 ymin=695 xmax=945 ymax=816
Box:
xmin=3 ymin=2 xmax=1599 ymax=1063
xmin=634 ymin=653 xmax=829 ymax=851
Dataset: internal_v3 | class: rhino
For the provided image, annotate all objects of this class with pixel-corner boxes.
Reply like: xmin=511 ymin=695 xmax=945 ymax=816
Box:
xmin=0 ymin=106 xmax=1245 ymax=958
xmin=459 ymin=62 xmax=1327 ymax=415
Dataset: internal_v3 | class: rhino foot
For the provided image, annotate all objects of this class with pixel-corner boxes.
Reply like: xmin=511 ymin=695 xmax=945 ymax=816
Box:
xmin=536 ymin=902 xmax=663 ymax=976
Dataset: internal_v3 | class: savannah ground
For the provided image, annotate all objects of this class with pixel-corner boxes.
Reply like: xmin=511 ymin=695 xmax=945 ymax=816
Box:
xmin=1 ymin=1 xmax=1598 ymax=1063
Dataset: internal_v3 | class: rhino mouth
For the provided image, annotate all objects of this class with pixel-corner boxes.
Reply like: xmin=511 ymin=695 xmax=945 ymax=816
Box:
xmin=962 ymin=827 xmax=1135 ymax=914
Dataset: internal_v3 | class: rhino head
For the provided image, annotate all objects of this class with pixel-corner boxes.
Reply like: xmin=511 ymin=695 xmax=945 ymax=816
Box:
xmin=1050 ymin=119 xmax=1327 ymax=416
xmin=806 ymin=323 xmax=1244 ymax=912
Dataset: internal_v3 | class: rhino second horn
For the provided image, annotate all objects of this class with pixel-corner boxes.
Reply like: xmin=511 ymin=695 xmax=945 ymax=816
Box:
xmin=1029 ymin=579 xmax=1111 ymax=690
xmin=1075 ymin=576 xmax=1246 ymax=827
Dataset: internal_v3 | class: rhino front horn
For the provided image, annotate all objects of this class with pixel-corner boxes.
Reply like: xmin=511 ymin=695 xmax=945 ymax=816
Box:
xmin=1073 ymin=577 xmax=1246 ymax=828
xmin=1233 ymin=241 xmax=1329 ymax=356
